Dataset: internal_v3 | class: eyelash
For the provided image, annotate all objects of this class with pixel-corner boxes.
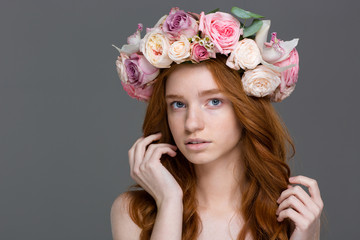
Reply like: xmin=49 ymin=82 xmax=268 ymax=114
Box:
xmin=170 ymin=99 xmax=223 ymax=109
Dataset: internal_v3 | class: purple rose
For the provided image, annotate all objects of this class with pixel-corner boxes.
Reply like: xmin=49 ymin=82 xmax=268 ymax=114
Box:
xmin=162 ymin=7 xmax=198 ymax=40
xmin=123 ymin=53 xmax=159 ymax=87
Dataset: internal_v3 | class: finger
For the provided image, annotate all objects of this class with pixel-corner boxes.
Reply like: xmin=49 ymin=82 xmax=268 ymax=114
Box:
xmin=277 ymin=208 xmax=306 ymax=224
xmin=289 ymin=175 xmax=323 ymax=208
xmin=133 ymin=133 xmax=162 ymax=172
xmin=136 ymin=146 xmax=177 ymax=197
xmin=140 ymin=132 xmax=163 ymax=147
xmin=278 ymin=185 xmax=319 ymax=214
xmin=276 ymin=195 xmax=312 ymax=218
xmin=143 ymin=143 xmax=178 ymax=163
xmin=278 ymin=185 xmax=311 ymax=205
xmin=141 ymin=146 xmax=177 ymax=171
xmin=147 ymin=146 xmax=177 ymax=167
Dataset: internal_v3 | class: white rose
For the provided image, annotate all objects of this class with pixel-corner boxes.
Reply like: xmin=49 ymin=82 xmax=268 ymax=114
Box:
xmin=226 ymin=38 xmax=262 ymax=70
xmin=168 ymin=35 xmax=191 ymax=64
xmin=140 ymin=28 xmax=173 ymax=68
xmin=115 ymin=52 xmax=129 ymax=83
xmin=241 ymin=65 xmax=281 ymax=97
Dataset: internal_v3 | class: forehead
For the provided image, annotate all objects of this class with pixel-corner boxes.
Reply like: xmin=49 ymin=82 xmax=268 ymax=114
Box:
xmin=165 ymin=64 xmax=219 ymax=95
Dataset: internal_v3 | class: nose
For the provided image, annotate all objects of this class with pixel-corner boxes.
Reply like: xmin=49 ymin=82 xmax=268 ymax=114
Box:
xmin=185 ymin=105 xmax=204 ymax=133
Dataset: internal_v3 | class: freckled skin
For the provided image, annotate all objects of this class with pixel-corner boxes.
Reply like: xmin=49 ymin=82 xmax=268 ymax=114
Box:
xmin=165 ymin=63 xmax=242 ymax=167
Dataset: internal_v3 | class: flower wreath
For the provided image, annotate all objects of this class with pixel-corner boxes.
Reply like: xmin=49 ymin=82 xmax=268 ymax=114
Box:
xmin=112 ymin=7 xmax=299 ymax=102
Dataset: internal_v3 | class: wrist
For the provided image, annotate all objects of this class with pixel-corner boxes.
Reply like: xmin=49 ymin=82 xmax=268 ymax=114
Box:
xmin=156 ymin=194 xmax=183 ymax=210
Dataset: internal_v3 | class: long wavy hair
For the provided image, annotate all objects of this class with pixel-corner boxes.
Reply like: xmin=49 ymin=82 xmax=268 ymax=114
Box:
xmin=126 ymin=54 xmax=295 ymax=240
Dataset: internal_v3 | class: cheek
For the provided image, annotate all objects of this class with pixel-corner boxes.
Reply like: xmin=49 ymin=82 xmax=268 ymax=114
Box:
xmin=167 ymin=113 xmax=184 ymax=142
xmin=214 ymin=110 xmax=242 ymax=138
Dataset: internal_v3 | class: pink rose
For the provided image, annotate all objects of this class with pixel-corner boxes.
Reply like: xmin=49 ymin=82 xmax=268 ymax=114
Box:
xmin=121 ymin=81 xmax=153 ymax=102
xmin=274 ymin=48 xmax=299 ymax=90
xmin=199 ymin=11 xmax=242 ymax=55
xmin=270 ymin=48 xmax=299 ymax=101
xmin=270 ymin=84 xmax=296 ymax=102
xmin=190 ymin=43 xmax=215 ymax=63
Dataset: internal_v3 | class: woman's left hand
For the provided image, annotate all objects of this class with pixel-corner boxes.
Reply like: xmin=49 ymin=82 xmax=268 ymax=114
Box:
xmin=276 ymin=175 xmax=324 ymax=240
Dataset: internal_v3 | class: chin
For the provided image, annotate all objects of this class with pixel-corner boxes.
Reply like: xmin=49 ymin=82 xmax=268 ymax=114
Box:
xmin=181 ymin=152 xmax=215 ymax=165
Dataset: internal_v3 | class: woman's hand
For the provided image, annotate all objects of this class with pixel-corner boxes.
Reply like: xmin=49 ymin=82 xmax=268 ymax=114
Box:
xmin=128 ymin=132 xmax=183 ymax=206
xmin=276 ymin=175 xmax=324 ymax=240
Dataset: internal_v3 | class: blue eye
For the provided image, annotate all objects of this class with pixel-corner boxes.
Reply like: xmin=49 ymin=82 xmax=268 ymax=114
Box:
xmin=171 ymin=101 xmax=185 ymax=109
xmin=208 ymin=99 xmax=222 ymax=106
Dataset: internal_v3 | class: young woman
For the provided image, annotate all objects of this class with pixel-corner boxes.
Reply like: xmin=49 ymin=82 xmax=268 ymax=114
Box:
xmin=110 ymin=7 xmax=323 ymax=240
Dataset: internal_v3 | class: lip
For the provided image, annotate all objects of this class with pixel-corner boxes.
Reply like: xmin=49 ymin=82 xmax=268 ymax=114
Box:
xmin=185 ymin=142 xmax=211 ymax=151
xmin=185 ymin=138 xmax=211 ymax=144
xmin=184 ymin=138 xmax=211 ymax=151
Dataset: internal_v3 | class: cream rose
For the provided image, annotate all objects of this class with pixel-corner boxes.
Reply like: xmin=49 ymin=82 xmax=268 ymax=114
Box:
xmin=140 ymin=28 xmax=173 ymax=68
xmin=226 ymin=38 xmax=262 ymax=70
xmin=115 ymin=53 xmax=129 ymax=83
xmin=241 ymin=65 xmax=281 ymax=97
xmin=168 ymin=35 xmax=191 ymax=64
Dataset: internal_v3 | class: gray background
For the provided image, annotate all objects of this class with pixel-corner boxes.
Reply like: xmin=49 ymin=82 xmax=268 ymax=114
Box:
xmin=0 ymin=0 xmax=359 ymax=239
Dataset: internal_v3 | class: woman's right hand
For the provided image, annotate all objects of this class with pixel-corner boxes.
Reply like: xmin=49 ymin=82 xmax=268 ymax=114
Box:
xmin=128 ymin=132 xmax=183 ymax=206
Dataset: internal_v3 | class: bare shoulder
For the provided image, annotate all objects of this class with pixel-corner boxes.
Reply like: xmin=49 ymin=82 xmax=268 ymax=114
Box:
xmin=110 ymin=192 xmax=141 ymax=240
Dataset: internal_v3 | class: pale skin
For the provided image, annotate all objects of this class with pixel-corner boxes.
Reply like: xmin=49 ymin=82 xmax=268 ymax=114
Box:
xmin=110 ymin=63 xmax=323 ymax=240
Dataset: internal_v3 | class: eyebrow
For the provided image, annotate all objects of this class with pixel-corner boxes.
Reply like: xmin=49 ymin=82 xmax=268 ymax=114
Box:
xmin=165 ymin=89 xmax=223 ymax=100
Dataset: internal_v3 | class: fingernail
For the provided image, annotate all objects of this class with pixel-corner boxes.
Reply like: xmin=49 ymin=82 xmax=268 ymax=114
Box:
xmin=289 ymin=177 xmax=294 ymax=181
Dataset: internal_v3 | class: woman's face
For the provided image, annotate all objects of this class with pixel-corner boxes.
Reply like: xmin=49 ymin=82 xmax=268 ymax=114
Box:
xmin=165 ymin=63 xmax=243 ymax=165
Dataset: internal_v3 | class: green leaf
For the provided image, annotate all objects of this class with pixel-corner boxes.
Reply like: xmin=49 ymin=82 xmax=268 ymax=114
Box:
xmin=207 ymin=8 xmax=220 ymax=14
xmin=243 ymin=19 xmax=263 ymax=38
xmin=231 ymin=7 xmax=264 ymax=19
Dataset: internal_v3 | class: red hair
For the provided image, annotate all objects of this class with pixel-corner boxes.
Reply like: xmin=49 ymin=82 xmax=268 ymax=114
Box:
xmin=127 ymin=55 xmax=295 ymax=239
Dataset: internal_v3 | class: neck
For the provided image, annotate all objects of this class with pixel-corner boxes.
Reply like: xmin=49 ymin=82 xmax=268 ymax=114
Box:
xmin=194 ymin=149 xmax=244 ymax=212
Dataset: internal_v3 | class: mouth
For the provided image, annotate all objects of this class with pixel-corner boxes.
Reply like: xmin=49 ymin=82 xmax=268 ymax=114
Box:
xmin=185 ymin=138 xmax=211 ymax=145
xmin=184 ymin=138 xmax=211 ymax=151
